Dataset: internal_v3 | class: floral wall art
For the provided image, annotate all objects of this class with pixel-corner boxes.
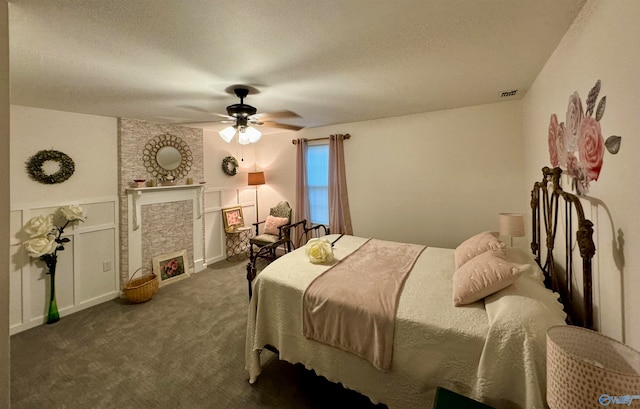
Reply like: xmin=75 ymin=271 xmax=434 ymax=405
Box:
xmin=548 ymin=79 xmax=622 ymax=195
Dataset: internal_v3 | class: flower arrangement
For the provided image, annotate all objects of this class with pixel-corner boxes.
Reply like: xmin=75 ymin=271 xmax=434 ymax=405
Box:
xmin=305 ymin=238 xmax=334 ymax=264
xmin=23 ymin=204 xmax=87 ymax=323
xmin=162 ymin=258 xmax=180 ymax=279
xmin=548 ymin=79 xmax=622 ymax=195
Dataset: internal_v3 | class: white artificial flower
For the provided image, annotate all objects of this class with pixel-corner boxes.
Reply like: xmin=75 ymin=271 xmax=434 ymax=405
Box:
xmin=24 ymin=214 xmax=55 ymax=238
xmin=305 ymin=238 xmax=334 ymax=264
xmin=24 ymin=236 xmax=57 ymax=258
xmin=60 ymin=204 xmax=87 ymax=222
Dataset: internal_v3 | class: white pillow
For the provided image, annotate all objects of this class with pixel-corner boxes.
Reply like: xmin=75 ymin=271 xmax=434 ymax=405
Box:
xmin=452 ymin=249 xmax=527 ymax=306
xmin=454 ymin=231 xmax=505 ymax=269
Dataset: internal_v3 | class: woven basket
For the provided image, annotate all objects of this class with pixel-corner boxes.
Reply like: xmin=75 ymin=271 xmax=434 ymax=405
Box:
xmin=123 ymin=267 xmax=158 ymax=304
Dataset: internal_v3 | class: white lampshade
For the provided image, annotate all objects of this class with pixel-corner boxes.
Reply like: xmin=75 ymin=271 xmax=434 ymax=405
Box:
xmin=245 ymin=126 xmax=262 ymax=143
xmin=218 ymin=126 xmax=236 ymax=143
xmin=237 ymin=130 xmax=251 ymax=145
xmin=546 ymin=325 xmax=640 ymax=409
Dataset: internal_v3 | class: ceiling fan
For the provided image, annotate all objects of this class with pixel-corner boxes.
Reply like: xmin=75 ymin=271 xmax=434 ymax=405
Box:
xmin=210 ymin=86 xmax=303 ymax=144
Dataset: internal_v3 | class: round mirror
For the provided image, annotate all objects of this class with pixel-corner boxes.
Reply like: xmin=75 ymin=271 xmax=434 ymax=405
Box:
xmin=156 ymin=146 xmax=182 ymax=170
xmin=142 ymin=133 xmax=193 ymax=181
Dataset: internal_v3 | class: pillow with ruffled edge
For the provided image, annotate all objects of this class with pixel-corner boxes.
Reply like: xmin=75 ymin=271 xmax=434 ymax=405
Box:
xmin=452 ymin=249 xmax=528 ymax=306
xmin=454 ymin=231 xmax=505 ymax=269
xmin=263 ymin=215 xmax=289 ymax=235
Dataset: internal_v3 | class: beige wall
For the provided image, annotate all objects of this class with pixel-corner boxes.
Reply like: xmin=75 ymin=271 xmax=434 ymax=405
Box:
xmin=1 ymin=2 xmax=10 ymax=406
xmin=10 ymin=106 xmax=117 ymax=204
xmin=522 ymin=0 xmax=640 ymax=349
xmin=255 ymin=100 xmax=526 ymax=249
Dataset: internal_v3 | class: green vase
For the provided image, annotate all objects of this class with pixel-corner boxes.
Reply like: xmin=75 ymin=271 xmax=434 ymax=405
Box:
xmin=47 ymin=269 xmax=60 ymax=324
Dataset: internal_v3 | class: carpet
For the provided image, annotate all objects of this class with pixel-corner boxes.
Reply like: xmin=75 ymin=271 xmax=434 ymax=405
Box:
xmin=10 ymin=259 xmax=387 ymax=409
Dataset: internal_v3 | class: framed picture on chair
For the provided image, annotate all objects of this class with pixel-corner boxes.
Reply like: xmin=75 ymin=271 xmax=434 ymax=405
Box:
xmin=222 ymin=206 xmax=244 ymax=232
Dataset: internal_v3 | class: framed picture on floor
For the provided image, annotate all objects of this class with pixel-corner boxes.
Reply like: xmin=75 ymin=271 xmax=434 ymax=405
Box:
xmin=222 ymin=206 xmax=244 ymax=232
xmin=152 ymin=249 xmax=190 ymax=287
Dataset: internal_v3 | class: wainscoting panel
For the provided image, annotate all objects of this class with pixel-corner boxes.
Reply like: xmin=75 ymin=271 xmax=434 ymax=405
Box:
xmin=77 ymin=228 xmax=118 ymax=304
xmin=9 ymin=198 xmax=119 ymax=335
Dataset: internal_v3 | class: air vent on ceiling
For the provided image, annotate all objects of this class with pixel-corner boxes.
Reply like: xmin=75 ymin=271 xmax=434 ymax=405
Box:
xmin=500 ymin=90 xmax=518 ymax=98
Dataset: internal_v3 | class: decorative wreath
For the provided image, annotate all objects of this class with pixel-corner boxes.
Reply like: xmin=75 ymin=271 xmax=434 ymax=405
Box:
xmin=26 ymin=150 xmax=75 ymax=184
xmin=221 ymin=156 xmax=239 ymax=176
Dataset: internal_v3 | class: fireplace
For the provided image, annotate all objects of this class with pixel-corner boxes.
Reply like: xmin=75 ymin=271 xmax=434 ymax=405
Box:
xmin=124 ymin=185 xmax=205 ymax=284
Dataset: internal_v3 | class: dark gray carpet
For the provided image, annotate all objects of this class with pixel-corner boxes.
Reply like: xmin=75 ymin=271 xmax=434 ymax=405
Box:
xmin=10 ymin=259 xmax=387 ymax=409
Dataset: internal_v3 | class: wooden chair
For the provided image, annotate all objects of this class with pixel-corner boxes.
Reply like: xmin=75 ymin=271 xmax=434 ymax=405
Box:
xmin=249 ymin=201 xmax=293 ymax=262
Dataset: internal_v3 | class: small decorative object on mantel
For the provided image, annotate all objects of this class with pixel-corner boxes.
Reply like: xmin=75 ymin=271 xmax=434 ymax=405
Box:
xmin=22 ymin=204 xmax=87 ymax=324
xmin=132 ymin=179 xmax=146 ymax=188
xmin=547 ymin=79 xmax=623 ymax=195
xmin=222 ymin=156 xmax=239 ymax=176
xmin=26 ymin=149 xmax=75 ymax=185
xmin=160 ymin=174 xmax=176 ymax=186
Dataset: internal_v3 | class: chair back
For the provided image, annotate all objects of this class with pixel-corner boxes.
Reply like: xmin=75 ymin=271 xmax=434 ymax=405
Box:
xmin=269 ymin=201 xmax=292 ymax=223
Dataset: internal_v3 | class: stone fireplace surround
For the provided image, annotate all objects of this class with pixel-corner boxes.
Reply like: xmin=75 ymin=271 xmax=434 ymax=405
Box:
xmin=118 ymin=118 xmax=204 ymax=286
xmin=125 ymin=185 xmax=204 ymax=280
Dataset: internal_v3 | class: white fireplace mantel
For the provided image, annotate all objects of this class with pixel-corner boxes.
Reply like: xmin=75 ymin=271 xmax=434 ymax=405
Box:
xmin=125 ymin=184 xmax=205 ymax=277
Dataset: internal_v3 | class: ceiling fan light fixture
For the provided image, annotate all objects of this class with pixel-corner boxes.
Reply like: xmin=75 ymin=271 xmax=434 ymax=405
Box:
xmin=219 ymin=126 xmax=236 ymax=143
xmin=237 ymin=131 xmax=251 ymax=145
xmin=245 ymin=126 xmax=262 ymax=143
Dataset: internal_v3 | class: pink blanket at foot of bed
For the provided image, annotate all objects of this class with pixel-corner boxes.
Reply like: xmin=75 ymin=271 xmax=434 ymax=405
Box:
xmin=302 ymin=238 xmax=426 ymax=370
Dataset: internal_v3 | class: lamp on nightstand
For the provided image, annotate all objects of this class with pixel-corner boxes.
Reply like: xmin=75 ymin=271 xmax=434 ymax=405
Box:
xmin=498 ymin=212 xmax=524 ymax=246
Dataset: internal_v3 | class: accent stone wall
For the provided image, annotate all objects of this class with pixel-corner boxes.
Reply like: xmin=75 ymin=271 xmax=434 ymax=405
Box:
xmin=118 ymin=118 xmax=204 ymax=286
xmin=141 ymin=201 xmax=194 ymax=271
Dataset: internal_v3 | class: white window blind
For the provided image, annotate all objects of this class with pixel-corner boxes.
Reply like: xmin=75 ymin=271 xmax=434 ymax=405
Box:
xmin=306 ymin=144 xmax=329 ymax=225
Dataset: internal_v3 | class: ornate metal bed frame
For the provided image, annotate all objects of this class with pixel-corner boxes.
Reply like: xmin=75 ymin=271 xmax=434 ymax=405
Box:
xmin=245 ymin=220 xmax=330 ymax=298
xmin=531 ymin=167 xmax=595 ymax=329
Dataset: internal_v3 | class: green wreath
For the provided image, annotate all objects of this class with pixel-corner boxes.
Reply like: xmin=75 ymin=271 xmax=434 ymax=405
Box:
xmin=26 ymin=150 xmax=75 ymax=184
xmin=221 ymin=156 xmax=239 ymax=176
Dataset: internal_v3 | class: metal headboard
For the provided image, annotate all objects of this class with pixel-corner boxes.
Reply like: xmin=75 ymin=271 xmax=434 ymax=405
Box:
xmin=531 ymin=167 xmax=595 ymax=329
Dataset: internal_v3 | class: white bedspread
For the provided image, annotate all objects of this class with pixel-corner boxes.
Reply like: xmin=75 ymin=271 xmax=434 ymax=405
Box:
xmin=245 ymin=235 xmax=566 ymax=409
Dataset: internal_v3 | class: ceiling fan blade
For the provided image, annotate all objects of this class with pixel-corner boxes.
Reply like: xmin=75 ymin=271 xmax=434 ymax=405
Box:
xmin=252 ymin=110 xmax=301 ymax=120
xmin=178 ymin=105 xmax=234 ymax=119
xmin=259 ymin=121 xmax=304 ymax=131
xmin=170 ymin=119 xmax=232 ymax=126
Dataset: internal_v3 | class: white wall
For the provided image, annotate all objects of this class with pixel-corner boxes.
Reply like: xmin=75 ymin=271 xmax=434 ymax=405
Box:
xmin=522 ymin=0 xmax=640 ymax=349
xmin=202 ymin=129 xmax=262 ymax=264
xmin=256 ymin=100 xmax=526 ymax=249
xmin=9 ymin=106 xmax=120 ymax=333
xmin=1 ymin=2 xmax=11 ymax=406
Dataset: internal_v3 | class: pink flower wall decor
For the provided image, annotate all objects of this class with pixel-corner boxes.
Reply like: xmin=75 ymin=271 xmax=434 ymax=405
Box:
xmin=547 ymin=79 xmax=622 ymax=195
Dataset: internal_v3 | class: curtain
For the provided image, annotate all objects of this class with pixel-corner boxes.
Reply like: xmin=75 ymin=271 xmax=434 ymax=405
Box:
xmin=328 ymin=134 xmax=353 ymax=235
xmin=295 ymin=138 xmax=310 ymax=244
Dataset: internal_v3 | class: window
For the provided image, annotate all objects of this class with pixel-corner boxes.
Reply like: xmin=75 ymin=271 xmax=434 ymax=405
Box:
xmin=306 ymin=144 xmax=329 ymax=225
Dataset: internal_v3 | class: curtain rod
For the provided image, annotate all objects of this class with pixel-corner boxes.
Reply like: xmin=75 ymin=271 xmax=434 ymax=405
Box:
xmin=291 ymin=133 xmax=351 ymax=145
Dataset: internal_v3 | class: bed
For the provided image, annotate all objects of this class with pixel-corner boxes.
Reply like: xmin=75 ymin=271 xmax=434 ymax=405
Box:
xmin=245 ymin=167 xmax=595 ymax=409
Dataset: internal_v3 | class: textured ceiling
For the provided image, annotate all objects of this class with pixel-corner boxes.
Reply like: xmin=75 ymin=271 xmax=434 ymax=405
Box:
xmin=8 ymin=0 xmax=586 ymax=132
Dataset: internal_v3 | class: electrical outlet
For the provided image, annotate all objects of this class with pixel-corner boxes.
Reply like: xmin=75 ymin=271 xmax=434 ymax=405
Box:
xmin=103 ymin=261 xmax=112 ymax=272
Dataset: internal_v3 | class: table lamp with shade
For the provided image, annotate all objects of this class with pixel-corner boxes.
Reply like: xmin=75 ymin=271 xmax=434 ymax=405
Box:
xmin=499 ymin=212 xmax=525 ymax=246
xmin=248 ymin=171 xmax=265 ymax=222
